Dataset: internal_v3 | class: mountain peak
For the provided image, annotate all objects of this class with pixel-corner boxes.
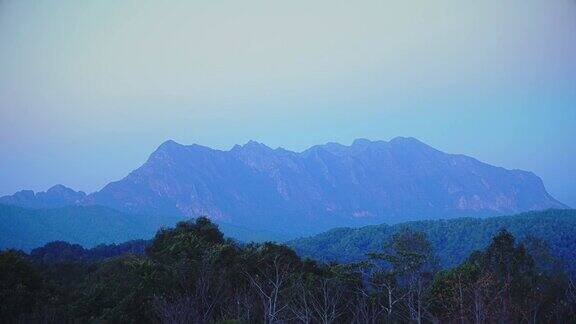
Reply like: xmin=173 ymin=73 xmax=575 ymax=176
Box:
xmin=390 ymin=136 xmax=424 ymax=144
xmin=2 ymin=137 xmax=565 ymax=236
xmin=387 ymin=137 xmax=437 ymax=153
xmin=348 ymin=138 xmax=388 ymax=151
xmin=47 ymin=184 xmax=76 ymax=194
xmin=157 ymin=139 xmax=183 ymax=150
xmin=352 ymin=138 xmax=373 ymax=146
xmin=147 ymin=139 xmax=189 ymax=162
xmin=242 ymin=140 xmax=272 ymax=151
xmin=85 ymin=136 xmax=566 ymax=234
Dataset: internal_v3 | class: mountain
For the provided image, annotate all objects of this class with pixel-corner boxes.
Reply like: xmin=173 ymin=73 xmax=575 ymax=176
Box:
xmin=0 ymin=184 xmax=86 ymax=209
xmin=0 ymin=204 xmax=171 ymax=251
xmin=0 ymin=204 xmax=285 ymax=251
xmin=288 ymin=209 xmax=576 ymax=271
xmin=0 ymin=137 xmax=565 ymax=234
xmin=83 ymin=137 xmax=565 ymax=234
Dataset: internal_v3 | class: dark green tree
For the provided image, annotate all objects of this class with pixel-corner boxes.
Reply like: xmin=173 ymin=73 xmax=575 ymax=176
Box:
xmin=0 ymin=250 xmax=45 ymax=321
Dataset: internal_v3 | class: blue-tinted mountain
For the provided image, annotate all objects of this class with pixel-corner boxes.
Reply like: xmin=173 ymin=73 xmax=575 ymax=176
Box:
xmin=0 ymin=184 xmax=86 ymax=209
xmin=81 ymin=137 xmax=565 ymax=234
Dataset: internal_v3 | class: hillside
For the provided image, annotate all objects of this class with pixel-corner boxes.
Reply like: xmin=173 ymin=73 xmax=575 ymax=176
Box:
xmin=0 ymin=204 xmax=284 ymax=251
xmin=289 ymin=209 xmax=576 ymax=269
xmin=4 ymin=216 xmax=575 ymax=323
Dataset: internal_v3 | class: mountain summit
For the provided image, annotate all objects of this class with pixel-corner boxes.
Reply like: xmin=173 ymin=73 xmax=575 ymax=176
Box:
xmin=73 ymin=137 xmax=564 ymax=234
xmin=1 ymin=138 xmax=565 ymax=234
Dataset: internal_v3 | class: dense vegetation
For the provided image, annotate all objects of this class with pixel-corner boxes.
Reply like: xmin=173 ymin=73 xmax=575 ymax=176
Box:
xmin=29 ymin=240 xmax=149 ymax=263
xmin=2 ymin=216 xmax=576 ymax=323
xmin=290 ymin=209 xmax=576 ymax=272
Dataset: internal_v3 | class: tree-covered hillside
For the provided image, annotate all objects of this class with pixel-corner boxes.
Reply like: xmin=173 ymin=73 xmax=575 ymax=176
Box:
xmin=0 ymin=204 xmax=165 ymax=251
xmin=289 ymin=209 xmax=576 ymax=271
xmin=0 ymin=204 xmax=285 ymax=251
xmin=2 ymin=217 xmax=575 ymax=322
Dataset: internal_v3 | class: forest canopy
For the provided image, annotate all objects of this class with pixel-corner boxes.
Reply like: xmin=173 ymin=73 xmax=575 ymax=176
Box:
xmin=2 ymin=216 xmax=576 ymax=323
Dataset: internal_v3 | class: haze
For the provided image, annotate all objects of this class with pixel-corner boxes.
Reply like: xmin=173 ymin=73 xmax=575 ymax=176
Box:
xmin=0 ymin=0 xmax=575 ymax=206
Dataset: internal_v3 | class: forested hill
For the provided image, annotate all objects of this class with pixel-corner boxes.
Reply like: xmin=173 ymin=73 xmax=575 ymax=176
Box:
xmin=0 ymin=204 xmax=284 ymax=251
xmin=289 ymin=209 xmax=576 ymax=269
xmin=0 ymin=204 xmax=165 ymax=251
xmin=3 ymin=216 xmax=576 ymax=322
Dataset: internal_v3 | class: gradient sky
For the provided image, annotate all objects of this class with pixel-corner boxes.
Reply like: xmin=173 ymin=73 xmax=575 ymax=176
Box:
xmin=1 ymin=0 xmax=575 ymax=206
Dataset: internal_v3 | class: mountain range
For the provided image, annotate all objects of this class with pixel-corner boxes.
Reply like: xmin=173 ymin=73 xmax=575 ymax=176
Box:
xmin=0 ymin=137 xmax=566 ymax=235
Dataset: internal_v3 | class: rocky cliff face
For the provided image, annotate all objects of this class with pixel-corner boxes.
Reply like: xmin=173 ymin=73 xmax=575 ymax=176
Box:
xmin=78 ymin=137 xmax=565 ymax=234
xmin=1 ymin=138 xmax=564 ymax=234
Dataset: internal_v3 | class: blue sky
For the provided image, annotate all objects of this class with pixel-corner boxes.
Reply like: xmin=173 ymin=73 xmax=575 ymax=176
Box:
xmin=1 ymin=0 xmax=575 ymax=206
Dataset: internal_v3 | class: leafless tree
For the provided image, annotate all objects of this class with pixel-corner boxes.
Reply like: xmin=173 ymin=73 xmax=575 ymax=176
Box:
xmin=371 ymin=270 xmax=406 ymax=321
xmin=309 ymin=277 xmax=346 ymax=324
xmin=193 ymin=255 xmax=224 ymax=323
xmin=289 ymin=275 xmax=314 ymax=324
xmin=245 ymin=254 xmax=293 ymax=323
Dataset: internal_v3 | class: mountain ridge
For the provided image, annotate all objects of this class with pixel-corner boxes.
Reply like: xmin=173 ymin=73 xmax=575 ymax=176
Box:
xmin=0 ymin=137 xmax=566 ymax=234
xmin=0 ymin=184 xmax=86 ymax=209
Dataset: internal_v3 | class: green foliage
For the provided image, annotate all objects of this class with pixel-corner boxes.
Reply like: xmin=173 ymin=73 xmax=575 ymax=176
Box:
xmin=29 ymin=239 xmax=149 ymax=264
xmin=0 ymin=250 xmax=45 ymax=320
xmin=426 ymin=229 xmax=574 ymax=322
xmin=373 ymin=228 xmax=436 ymax=274
xmin=74 ymin=255 xmax=162 ymax=323
xmin=2 ymin=214 xmax=576 ymax=322
xmin=290 ymin=209 xmax=576 ymax=272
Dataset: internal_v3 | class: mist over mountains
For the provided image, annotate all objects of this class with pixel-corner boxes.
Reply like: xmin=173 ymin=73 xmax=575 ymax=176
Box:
xmin=0 ymin=137 xmax=565 ymax=235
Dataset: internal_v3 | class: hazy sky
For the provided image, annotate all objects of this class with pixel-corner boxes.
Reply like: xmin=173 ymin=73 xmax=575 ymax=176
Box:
xmin=1 ymin=0 xmax=575 ymax=206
